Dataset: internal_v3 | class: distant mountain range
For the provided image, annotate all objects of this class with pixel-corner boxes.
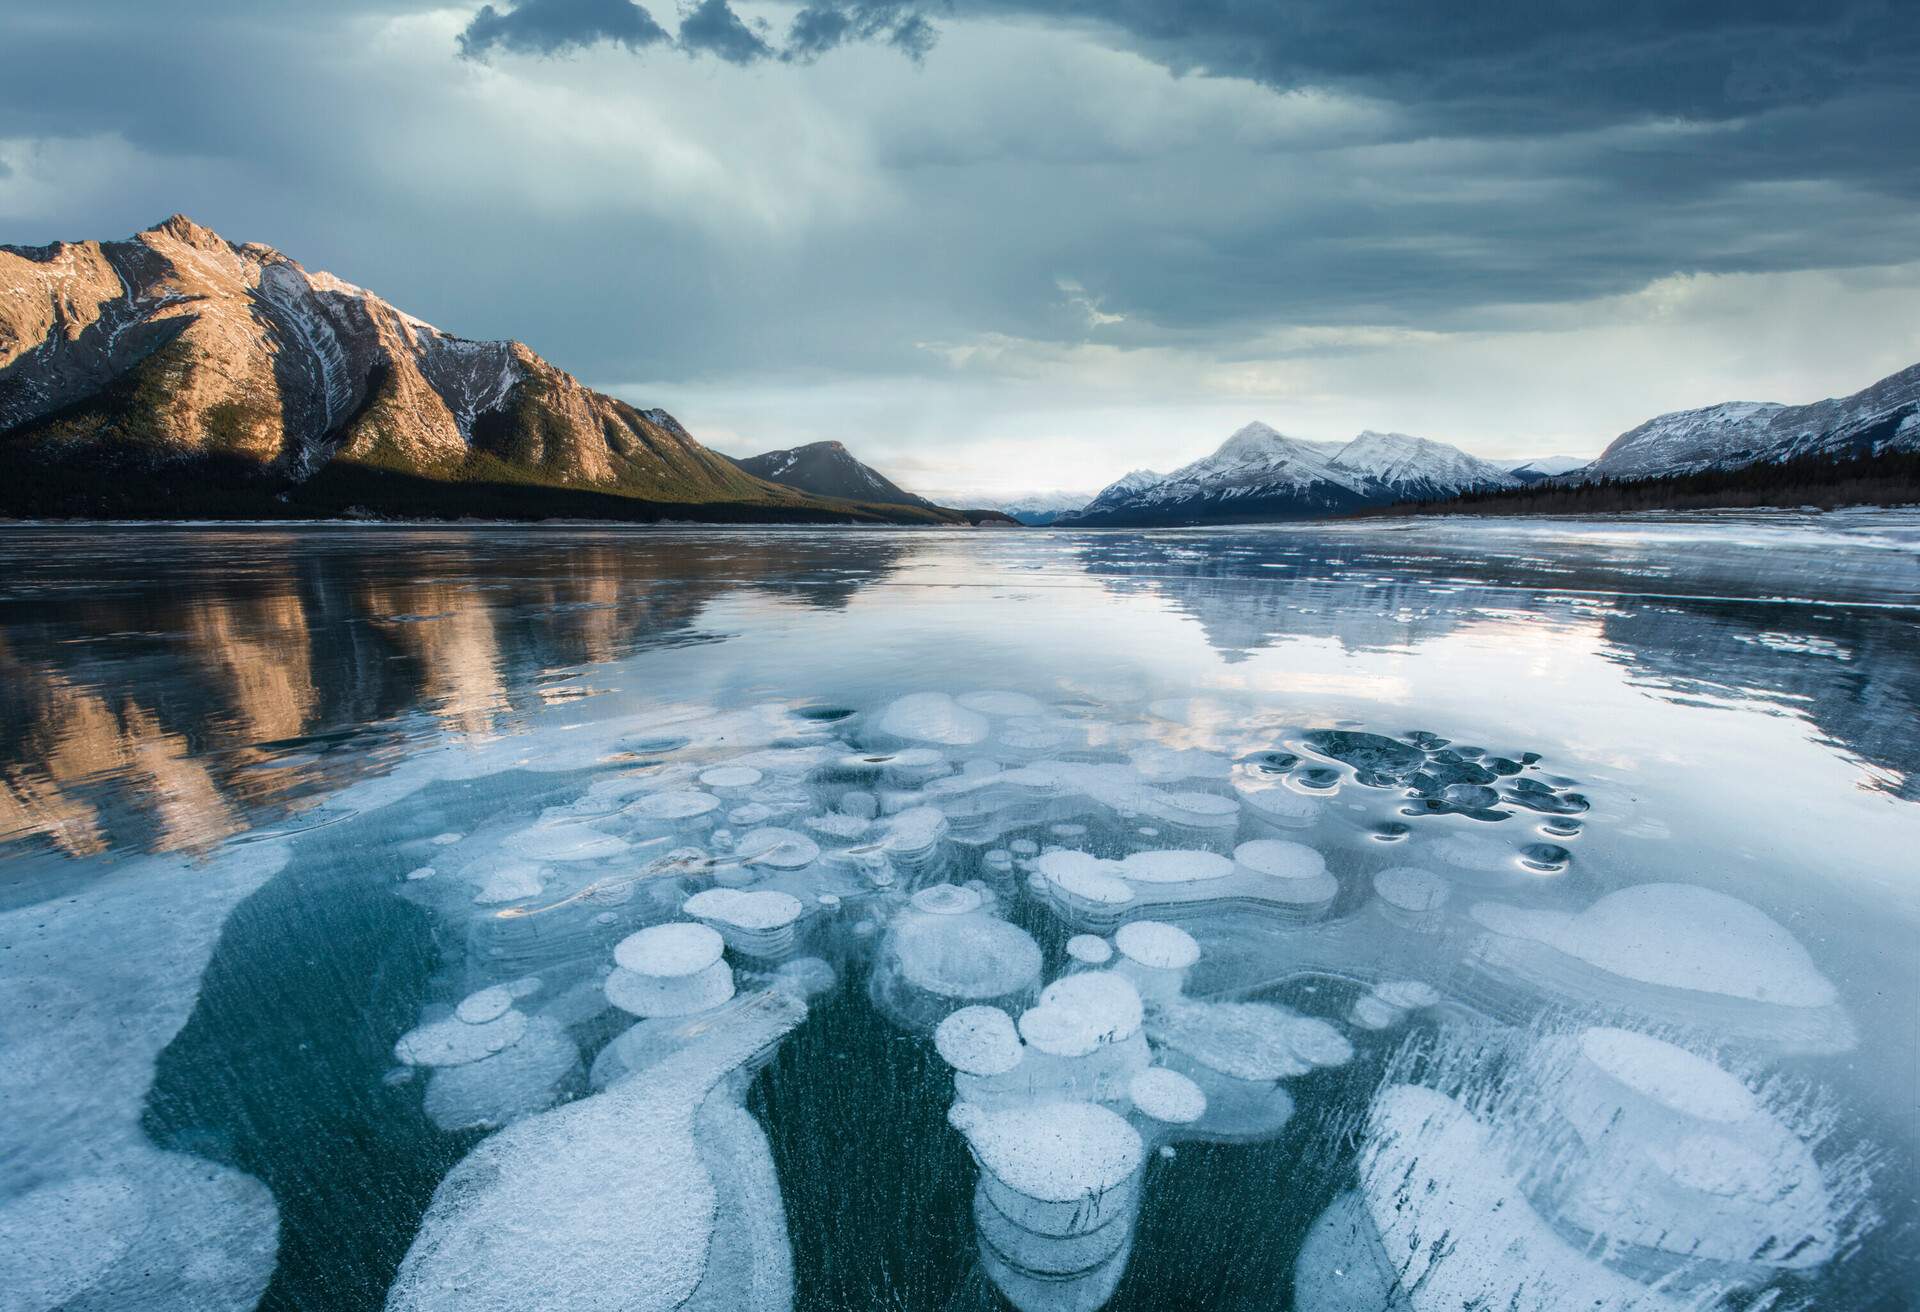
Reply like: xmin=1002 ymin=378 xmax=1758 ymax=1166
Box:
xmin=1062 ymin=425 xmax=1549 ymax=525
xmin=934 ymin=490 xmax=1095 ymax=525
xmin=0 ymin=217 xmax=968 ymax=524
xmin=1061 ymin=363 xmax=1920 ymax=525
xmin=1508 ymin=455 xmax=1590 ymax=483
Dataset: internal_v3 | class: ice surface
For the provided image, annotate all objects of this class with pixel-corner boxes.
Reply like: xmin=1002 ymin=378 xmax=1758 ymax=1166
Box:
xmin=387 ymin=989 xmax=806 ymax=1312
xmin=6 ymin=527 xmax=1905 ymax=1312
xmin=0 ymin=841 xmax=284 ymax=1311
xmin=1304 ymin=1085 xmax=1698 ymax=1312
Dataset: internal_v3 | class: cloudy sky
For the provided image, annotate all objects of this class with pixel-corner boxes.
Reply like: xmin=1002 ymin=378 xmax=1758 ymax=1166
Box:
xmin=4 ymin=1 xmax=1918 ymax=496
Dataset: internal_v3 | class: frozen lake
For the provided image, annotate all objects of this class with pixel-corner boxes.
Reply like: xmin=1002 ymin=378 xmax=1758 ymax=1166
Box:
xmin=2 ymin=512 xmax=1916 ymax=1312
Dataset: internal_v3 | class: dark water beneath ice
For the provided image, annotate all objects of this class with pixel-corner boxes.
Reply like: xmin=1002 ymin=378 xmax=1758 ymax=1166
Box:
xmin=2 ymin=513 xmax=1916 ymax=1312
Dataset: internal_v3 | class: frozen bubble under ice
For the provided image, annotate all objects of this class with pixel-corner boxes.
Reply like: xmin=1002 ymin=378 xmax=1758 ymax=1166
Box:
xmin=1117 ymin=849 xmax=1234 ymax=884
xmin=936 ymin=1005 xmax=1025 ymax=1076
xmin=1114 ymin=920 xmax=1200 ymax=971
xmin=948 ymin=1100 xmax=1144 ymax=1207
xmin=627 ymin=790 xmax=723 ymax=822
xmin=684 ymin=888 xmax=804 ymax=932
xmin=732 ymin=827 xmax=821 ymax=870
xmin=957 ymin=690 xmax=1047 ymax=717
xmin=877 ymin=692 xmax=990 ymax=745
xmin=606 ymin=923 xmax=737 ymax=1017
xmin=615 ymin=922 xmax=727 ymax=977
xmin=1236 ymin=781 xmax=1322 ymax=830
xmin=1232 ymin=839 xmax=1326 ymax=881
xmin=1065 ymin=935 xmax=1113 ymax=965
xmin=422 ymin=1015 xmax=580 ymax=1133
xmin=395 ymin=1008 xmax=530 ymax=1068
xmin=1372 ymin=866 xmax=1449 ymax=915
xmin=1473 ymin=882 xmax=1840 ymax=1008
xmin=1578 ymin=1026 xmax=1758 ymax=1123
xmin=1128 ymin=1067 xmax=1207 ymax=1125
xmin=503 ymin=820 xmax=630 ymax=863
xmin=1018 ymin=972 xmax=1145 ymax=1057
xmin=911 ymin=883 xmax=986 ymax=916
xmin=455 ymin=985 xmax=515 ymax=1025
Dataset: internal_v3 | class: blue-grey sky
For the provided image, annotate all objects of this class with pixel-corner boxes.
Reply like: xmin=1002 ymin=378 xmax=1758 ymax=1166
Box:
xmin=4 ymin=1 xmax=1917 ymax=495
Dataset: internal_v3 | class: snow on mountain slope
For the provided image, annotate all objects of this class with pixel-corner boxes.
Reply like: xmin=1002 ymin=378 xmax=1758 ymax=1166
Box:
xmin=1331 ymin=431 xmax=1521 ymax=499
xmin=1589 ymin=363 xmax=1920 ymax=481
xmin=1149 ymin=422 xmax=1364 ymax=499
xmin=1064 ymin=422 xmax=1514 ymax=524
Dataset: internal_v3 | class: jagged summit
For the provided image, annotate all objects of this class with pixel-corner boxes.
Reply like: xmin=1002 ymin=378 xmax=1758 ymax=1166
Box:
xmin=145 ymin=213 xmax=229 ymax=248
xmin=0 ymin=217 xmax=963 ymax=523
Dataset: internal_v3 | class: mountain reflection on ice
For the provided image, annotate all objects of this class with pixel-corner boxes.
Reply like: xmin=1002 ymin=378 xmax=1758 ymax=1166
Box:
xmin=0 ymin=514 xmax=1914 ymax=1312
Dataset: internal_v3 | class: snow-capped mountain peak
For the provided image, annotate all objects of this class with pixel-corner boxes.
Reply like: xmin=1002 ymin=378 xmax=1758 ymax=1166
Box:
xmin=1101 ymin=468 xmax=1162 ymax=496
xmin=1332 ymin=430 xmax=1521 ymax=494
xmin=1063 ymin=422 xmax=1520 ymax=525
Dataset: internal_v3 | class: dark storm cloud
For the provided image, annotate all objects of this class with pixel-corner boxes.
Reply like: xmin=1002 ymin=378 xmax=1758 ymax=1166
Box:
xmin=444 ymin=0 xmax=1920 ymax=135
xmin=677 ymin=0 xmax=774 ymax=63
xmin=456 ymin=0 xmax=940 ymax=63
xmin=973 ymin=0 xmax=1920 ymax=127
xmin=783 ymin=2 xmax=940 ymax=62
xmin=1 ymin=0 xmax=1916 ymax=401
xmin=458 ymin=0 xmax=670 ymax=59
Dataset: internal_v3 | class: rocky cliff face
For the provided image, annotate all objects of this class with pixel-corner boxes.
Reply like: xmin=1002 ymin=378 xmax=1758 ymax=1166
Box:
xmin=0 ymin=216 xmax=957 ymax=522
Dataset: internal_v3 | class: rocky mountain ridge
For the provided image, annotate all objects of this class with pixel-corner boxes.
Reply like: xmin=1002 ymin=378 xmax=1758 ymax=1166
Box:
xmin=1586 ymin=363 xmax=1920 ymax=482
xmin=0 ymin=216 xmax=961 ymax=523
